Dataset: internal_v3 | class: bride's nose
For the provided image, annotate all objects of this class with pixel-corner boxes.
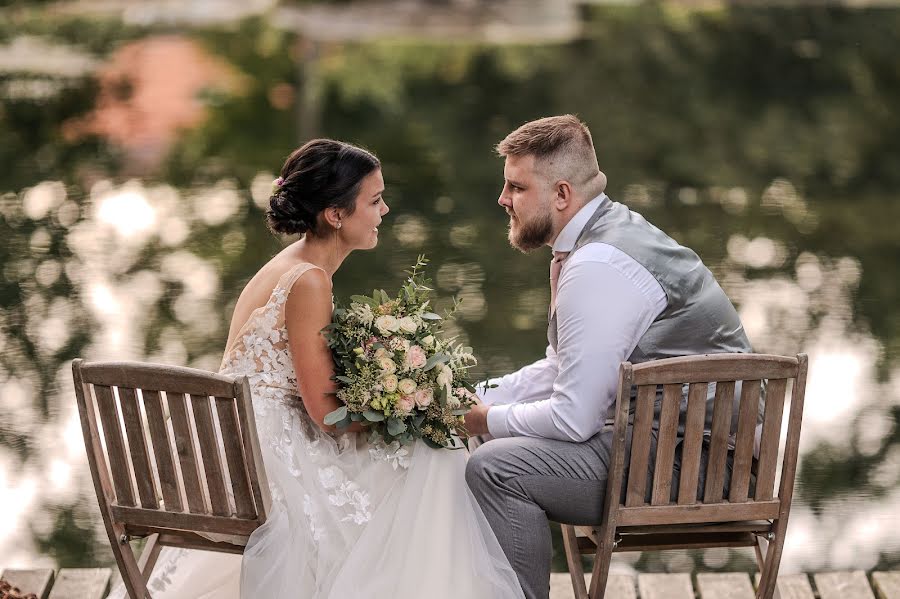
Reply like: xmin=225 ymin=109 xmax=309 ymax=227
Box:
xmin=381 ymin=200 xmax=390 ymax=216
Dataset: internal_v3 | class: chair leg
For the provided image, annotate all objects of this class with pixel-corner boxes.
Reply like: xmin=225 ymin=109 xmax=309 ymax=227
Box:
xmin=756 ymin=520 xmax=787 ymax=599
xmin=108 ymin=525 xmax=152 ymax=599
xmin=138 ymin=533 xmax=163 ymax=583
xmin=754 ymin=535 xmax=767 ymax=572
xmin=561 ymin=525 xmax=589 ymax=599
xmin=587 ymin=527 xmax=615 ymax=599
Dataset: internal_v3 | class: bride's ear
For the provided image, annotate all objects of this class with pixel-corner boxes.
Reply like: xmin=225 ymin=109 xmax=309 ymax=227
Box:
xmin=323 ymin=207 xmax=342 ymax=229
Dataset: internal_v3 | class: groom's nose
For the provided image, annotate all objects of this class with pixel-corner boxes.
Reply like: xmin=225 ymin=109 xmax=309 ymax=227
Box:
xmin=498 ymin=192 xmax=510 ymax=209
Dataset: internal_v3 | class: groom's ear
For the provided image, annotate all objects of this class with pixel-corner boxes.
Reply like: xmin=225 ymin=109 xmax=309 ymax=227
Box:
xmin=554 ymin=180 xmax=573 ymax=210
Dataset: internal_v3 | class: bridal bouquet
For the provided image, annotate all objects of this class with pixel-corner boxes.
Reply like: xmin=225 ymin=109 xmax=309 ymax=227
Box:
xmin=322 ymin=256 xmax=479 ymax=449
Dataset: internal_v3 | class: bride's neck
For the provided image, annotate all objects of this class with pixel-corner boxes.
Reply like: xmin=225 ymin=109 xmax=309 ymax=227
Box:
xmin=290 ymin=235 xmax=350 ymax=279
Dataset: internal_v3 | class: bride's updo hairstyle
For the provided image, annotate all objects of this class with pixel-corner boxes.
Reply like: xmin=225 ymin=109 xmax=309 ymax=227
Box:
xmin=266 ymin=139 xmax=381 ymax=236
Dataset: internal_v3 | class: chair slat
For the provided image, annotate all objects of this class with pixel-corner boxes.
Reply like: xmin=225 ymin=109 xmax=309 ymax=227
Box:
xmin=94 ymin=385 xmax=135 ymax=507
xmin=651 ymin=384 xmax=681 ymax=505
xmin=191 ymin=394 xmax=230 ymax=516
xmin=626 ymin=385 xmax=656 ymax=507
xmin=631 ymin=354 xmax=798 ymax=385
xmin=111 ymin=505 xmax=259 ymax=537
xmin=235 ymin=378 xmax=271 ymax=522
xmin=677 ymin=382 xmax=707 ymax=505
xmin=215 ymin=396 xmax=256 ymax=519
xmin=79 ymin=361 xmax=236 ymax=398
xmin=117 ymin=387 xmax=158 ymax=509
xmin=729 ymin=379 xmax=761 ymax=503
xmin=703 ymin=381 xmax=735 ymax=503
xmin=755 ymin=378 xmax=788 ymax=501
xmin=142 ymin=390 xmax=183 ymax=512
xmin=616 ymin=500 xmax=780 ymax=526
xmin=167 ymin=392 xmax=206 ymax=513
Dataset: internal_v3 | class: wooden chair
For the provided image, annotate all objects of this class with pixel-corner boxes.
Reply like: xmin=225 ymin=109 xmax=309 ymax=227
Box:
xmin=72 ymin=359 xmax=271 ymax=599
xmin=560 ymin=353 xmax=808 ymax=599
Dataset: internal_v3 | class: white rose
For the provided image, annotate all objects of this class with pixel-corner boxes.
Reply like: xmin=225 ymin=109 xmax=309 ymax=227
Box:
xmin=421 ymin=335 xmax=435 ymax=348
xmin=398 ymin=316 xmax=418 ymax=334
xmin=436 ymin=364 xmax=453 ymax=388
xmin=374 ymin=347 xmax=389 ymax=360
xmin=375 ymin=315 xmax=399 ymax=335
xmin=398 ymin=378 xmax=417 ymax=396
xmin=378 ymin=357 xmax=397 ymax=374
xmin=447 ymin=395 xmax=461 ymax=409
xmin=382 ymin=374 xmax=399 ymax=393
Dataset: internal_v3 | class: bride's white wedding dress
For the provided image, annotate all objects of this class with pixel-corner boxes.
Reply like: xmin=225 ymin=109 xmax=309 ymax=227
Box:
xmin=108 ymin=262 xmax=524 ymax=599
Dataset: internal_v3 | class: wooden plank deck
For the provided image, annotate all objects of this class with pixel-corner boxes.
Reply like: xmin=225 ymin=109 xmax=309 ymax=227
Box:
xmin=4 ymin=567 xmax=900 ymax=598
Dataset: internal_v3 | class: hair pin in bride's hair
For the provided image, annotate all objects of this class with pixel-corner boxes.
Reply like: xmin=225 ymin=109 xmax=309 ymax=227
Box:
xmin=271 ymin=176 xmax=285 ymax=194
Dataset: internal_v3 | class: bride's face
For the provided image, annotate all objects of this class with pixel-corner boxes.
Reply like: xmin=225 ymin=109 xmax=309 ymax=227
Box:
xmin=342 ymin=168 xmax=388 ymax=250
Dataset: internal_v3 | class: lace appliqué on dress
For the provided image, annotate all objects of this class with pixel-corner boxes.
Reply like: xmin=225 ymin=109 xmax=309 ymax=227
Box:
xmin=369 ymin=440 xmax=411 ymax=470
xmin=318 ymin=466 xmax=372 ymax=525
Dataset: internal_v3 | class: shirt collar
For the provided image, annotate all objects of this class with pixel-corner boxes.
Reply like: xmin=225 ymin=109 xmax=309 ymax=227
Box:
xmin=551 ymin=193 xmax=608 ymax=253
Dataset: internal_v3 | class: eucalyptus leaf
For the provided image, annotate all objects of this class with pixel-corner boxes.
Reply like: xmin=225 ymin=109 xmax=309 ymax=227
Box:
xmin=323 ymin=405 xmax=348 ymax=426
xmin=423 ymin=353 xmax=449 ymax=371
xmin=421 ymin=312 xmax=442 ymax=320
xmin=386 ymin=417 xmax=407 ymax=436
xmin=351 ymin=295 xmax=378 ymax=307
xmin=363 ymin=410 xmax=386 ymax=422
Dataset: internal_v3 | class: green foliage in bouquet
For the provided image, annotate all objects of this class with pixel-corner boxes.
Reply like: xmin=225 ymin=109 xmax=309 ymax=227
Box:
xmin=322 ymin=256 xmax=479 ymax=449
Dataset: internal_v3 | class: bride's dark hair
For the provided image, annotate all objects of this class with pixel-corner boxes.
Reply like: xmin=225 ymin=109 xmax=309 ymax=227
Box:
xmin=266 ymin=139 xmax=381 ymax=236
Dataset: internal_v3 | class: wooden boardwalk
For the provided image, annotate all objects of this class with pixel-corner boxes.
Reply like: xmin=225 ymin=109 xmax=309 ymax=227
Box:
xmin=3 ymin=567 xmax=900 ymax=598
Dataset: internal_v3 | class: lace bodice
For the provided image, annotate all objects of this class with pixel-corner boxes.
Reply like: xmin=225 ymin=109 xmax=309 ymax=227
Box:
xmin=218 ymin=263 xmax=313 ymax=397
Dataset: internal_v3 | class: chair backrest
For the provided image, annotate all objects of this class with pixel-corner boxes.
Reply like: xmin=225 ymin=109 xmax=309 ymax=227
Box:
xmin=72 ymin=359 xmax=271 ymax=546
xmin=606 ymin=353 xmax=807 ymax=527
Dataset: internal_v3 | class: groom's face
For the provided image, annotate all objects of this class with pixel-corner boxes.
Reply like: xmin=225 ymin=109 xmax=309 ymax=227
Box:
xmin=499 ymin=154 xmax=553 ymax=253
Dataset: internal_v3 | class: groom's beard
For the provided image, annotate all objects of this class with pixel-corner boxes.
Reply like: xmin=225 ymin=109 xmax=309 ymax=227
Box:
xmin=508 ymin=209 xmax=552 ymax=253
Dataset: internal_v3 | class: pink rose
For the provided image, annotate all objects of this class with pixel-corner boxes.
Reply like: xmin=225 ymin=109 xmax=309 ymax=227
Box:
xmin=414 ymin=388 xmax=434 ymax=408
xmin=404 ymin=345 xmax=427 ymax=370
xmin=397 ymin=394 xmax=416 ymax=415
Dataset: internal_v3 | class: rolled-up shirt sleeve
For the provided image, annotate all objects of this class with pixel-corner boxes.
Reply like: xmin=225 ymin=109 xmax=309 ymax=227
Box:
xmin=486 ymin=253 xmax=664 ymax=442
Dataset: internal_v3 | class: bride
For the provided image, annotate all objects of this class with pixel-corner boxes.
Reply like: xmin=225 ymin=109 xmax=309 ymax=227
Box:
xmin=110 ymin=139 xmax=524 ymax=598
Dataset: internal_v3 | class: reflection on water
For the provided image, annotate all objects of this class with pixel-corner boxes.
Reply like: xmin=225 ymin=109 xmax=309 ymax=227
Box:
xmin=1 ymin=2 xmax=899 ymax=576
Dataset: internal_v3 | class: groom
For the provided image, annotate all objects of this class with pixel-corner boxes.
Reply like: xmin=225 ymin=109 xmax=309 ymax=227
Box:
xmin=463 ymin=115 xmax=752 ymax=599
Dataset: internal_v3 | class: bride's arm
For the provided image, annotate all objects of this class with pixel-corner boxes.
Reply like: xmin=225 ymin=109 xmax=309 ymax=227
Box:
xmin=284 ymin=268 xmax=364 ymax=434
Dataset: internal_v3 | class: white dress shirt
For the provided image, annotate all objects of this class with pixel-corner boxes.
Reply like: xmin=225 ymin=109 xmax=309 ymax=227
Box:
xmin=482 ymin=195 xmax=667 ymax=442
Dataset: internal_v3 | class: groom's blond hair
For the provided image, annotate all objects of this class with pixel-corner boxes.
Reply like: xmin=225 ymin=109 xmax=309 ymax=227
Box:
xmin=496 ymin=115 xmax=600 ymax=187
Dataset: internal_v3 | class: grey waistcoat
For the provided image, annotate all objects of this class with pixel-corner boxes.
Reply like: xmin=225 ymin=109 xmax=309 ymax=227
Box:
xmin=548 ymin=198 xmax=755 ymax=437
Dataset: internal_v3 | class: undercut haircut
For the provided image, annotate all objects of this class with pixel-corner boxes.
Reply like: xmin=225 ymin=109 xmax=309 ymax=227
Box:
xmin=496 ymin=115 xmax=600 ymax=186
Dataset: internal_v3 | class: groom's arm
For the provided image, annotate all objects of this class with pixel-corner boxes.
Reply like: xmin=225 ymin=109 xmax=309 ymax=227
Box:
xmin=475 ymin=345 xmax=558 ymax=407
xmin=485 ymin=246 xmax=665 ymax=442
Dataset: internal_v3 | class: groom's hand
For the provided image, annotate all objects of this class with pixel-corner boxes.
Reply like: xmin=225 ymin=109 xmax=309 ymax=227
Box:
xmin=463 ymin=404 xmax=491 ymax=437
